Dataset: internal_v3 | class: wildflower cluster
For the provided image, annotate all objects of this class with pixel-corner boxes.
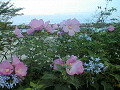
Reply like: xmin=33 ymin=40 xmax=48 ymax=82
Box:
xmin=0 ymin=74 xmax=20 ymax=89
xmin=84 ymin=57 xmax=105 ymax=74
xmin=0 ymin=56 xmax=27 ymax=89
xmin=78 ymin=32 xmax=92 ymax=41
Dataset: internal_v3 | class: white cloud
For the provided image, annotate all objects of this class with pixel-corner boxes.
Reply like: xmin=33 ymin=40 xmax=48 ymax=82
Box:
xmin=11 ymin=0 xmax=107 ymax=15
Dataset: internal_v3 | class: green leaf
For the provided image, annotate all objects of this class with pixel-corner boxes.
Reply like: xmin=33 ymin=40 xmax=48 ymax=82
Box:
xmin=30 ymin=82 xmax=36 ymax=87
xmin=42 ymin=73 xmax=58 ymax=80
xmin=92 ymin=82 xmax=99 ymax=90
xmin=38 ymin=84 xmax=44 ymax=88
xmin=101 ymin=81 xmax=114 ymax=90
xmin=110 ymin=74 xmax=120 ymax=82
xmin=24 ymin=88 xmax=32 ymax=90
xmin=54 ymin=84 xmax=70 ymax=90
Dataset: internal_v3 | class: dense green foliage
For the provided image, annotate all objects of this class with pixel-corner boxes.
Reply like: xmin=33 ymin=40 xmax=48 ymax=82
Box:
xmin=0 ymin=0 xmax=120 ymax=90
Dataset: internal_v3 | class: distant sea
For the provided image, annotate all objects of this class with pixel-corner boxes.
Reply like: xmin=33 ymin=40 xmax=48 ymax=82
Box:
xmin=10 ymin=12 xmax=117 ymax=25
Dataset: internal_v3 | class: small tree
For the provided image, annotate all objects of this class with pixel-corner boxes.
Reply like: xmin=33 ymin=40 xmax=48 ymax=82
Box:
xmin=0 ymin=0 xmax=23 ymax=57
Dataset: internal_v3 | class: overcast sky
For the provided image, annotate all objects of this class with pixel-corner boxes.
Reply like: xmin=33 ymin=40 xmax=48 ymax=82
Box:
xmin=9 ymin=0 xmax=119 ymax=15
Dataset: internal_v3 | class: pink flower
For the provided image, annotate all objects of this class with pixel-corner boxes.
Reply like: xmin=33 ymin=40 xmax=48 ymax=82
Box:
xmin=29 ymin=19 xmax=44 ymax=30
xmin=15 ymin=26 xmax=23 ymax=37
xmin=66 ymin=55 xmax=77 ymax=66
xmin=45 ymin=25 xmax=54 ymax=34
xmin=27 ymin=29 xmax=35 ymax=35
xmin=97 ymin=19 xmax=100 ymax=22
xmin=12 ymin=56 xmax=21 ymax=66
xmin=44 ymin=21 xmax=50 ymax=28
xmin=63 ymin=18 xmax=80 ymax=36
xmin=0 ymin=60 xmax=13 ymax=75
xmin=53 ymin=58 xmax=65 ymax=70
xmin=97 ymin=41 xmax=99 ymax=44
xmin=27 ymin=19 xmax=44 ymax=34
xmin=108 ymin=25 xmax=114 ymax=32
xmin=44 ymin=22 xmax=58 ymax=34
xmin=52 ymin=23 xmax=58 ymax=30
xmin=57 ymin=31 xmax=61 ymax=36
xmin=15 ymin=62 xmax=27 ymax=77
xmin=66 ymin=60 xmax=84 ymax=75
xmin=89 ymin=24 xmax=93 ymax=27
xmin=59 ymin=20 xmax=66 ymax=28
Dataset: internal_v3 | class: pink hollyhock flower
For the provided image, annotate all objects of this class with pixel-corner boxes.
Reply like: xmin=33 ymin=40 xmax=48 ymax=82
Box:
xmin=0 ymin=60 xmax=13 ymax=75
xmin=29 ymin=19 xmax=44 ymax=30
xmin=57 ymin=31 xmax=61 ymax=36
xmin=15 ymin=62 xmax=27 ymax=77
xmin=44 ymin=21 xmax=58 ymax=33
xmin=7 ymin=36 xmax=12 ymax=42
xmin=45 ymin=25 xmax=54 ymax=34
xmin=89 ymin=24 xmax=93 ymax=27
xmin=66 ymin=60 xmax=84 ymax=75
xmin=52 ymin=23 xmax=58 ymax=30
xmin=12 ymin=56 xmax=21 ymax=66
xmin=108 ymin=25 xmax=114 ymax=32
xmin=27 ymin=19 xmax=44 ymax=34
xmin=97 ymin=41 xmax=100 ymax=44
xmin=44 ymin=21 xmax=50 ymax=28
xmin=53 ymin=58 xmax=65 ymax=70
xmin=66 ymin=55 xmax=77 ymax=66
xmin=63 ymin=18 xmax=80 ymax=36
xmin=97 ymin=19 xmax=100 ymax=22
xmin=59 ymin=20 xmax=66 ymax=28
xmin=27 ymin=29 xmax=35 ymax=35
xmin=15 ymin=26 xmax=23 ymax=37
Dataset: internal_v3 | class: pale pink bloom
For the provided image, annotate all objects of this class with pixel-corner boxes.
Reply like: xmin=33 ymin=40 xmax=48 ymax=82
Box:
xmin=66 ymin=55 xmax=77 ymax=66
xmin=44 ymin=21 xmax=50 ymax=28
xmin=27 ymin=29 xmax=35 ymax=35
xmin=57 ymin=31 xmax=61 ymax=36
xmin=15 ymin=62 xmax=27 ymax=77
xmin=97 ymin=41 xmax=100 ymax=44
xmin=45 ymin=25 xmax=54 ymax=34
xmin=27 ymin=19 xmax=44 ymax=35
xmin=89 ymin=24 xmax=93 ymax=27
xmin=52 ymin=23 xmax=58 ymax=30
xmin=63 ymin=18 xmax=80 ymax=36
xmin=66 ymin=60 xmax=84 ymax=75
xmin=85 ymin=32 xmax=87 ymax=34
xmin=59 ymin=20 xmax=66 ymax=28
xmin=53 ymin=58 xmax=65 ymax=70
xmin=97 ymin=19 xmax=100 ymax=22
xmin=0 ymin=60 xmax=13 ymax=75
xmin=108 ymin=25 xmax=114 ymax=32
xmin=72 ymin=18 xmax=80 ymax=26
xmin=29 ymin=19 xmax=44 ymax=30
xmin=12 ymin=56 xmax=21 ymax=66
xmin=44 ymin=21 xmax=58 ymax=33
xmin=7 ymin=36 xmax=12 ymax=42
xmin=44 ymin=21 xmax=53 ymax=33
xmin=15 ymin=26 xmax=23 ymax=37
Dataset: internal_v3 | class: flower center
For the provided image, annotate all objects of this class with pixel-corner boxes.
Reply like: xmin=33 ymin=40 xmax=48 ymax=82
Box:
xmin=6 ymin=69 xmax=9 ymax=72
xmin=16 ymin=70 xmax=20 ymax=73
xmin=70 ymin=63 xmax=72 ymax=65
xmin=68 ymin=26 xmax=72 ymax=29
